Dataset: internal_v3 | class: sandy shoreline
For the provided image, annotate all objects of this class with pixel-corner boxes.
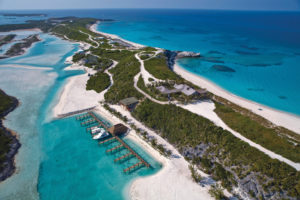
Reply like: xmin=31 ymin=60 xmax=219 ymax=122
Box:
xmin=90 ymin=22 xmax=145 ymax=49
xmin=174 ymin=63 xmax=300 ymax=134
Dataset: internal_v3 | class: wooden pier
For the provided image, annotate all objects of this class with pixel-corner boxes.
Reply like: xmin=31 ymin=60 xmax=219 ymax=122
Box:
xmin=114 ymin=152 xmax=133 ymax=162
xmin=88 ymin=112 xmax=109 ymax=129
xmin=114 ymin=136 xmax=150 ymax=168
xmin=123 ymin=162 xmax=143 ymax=173
xmin=98 ymin=137 xmax=116 ymax=145
xmin=87 ymin=112 xmax=151 ymax=169
xmin=106 ymin=144 xmax=124 ymax=153
xmin=80 ymin=119 xmax=96 ymax=126
xmin=76 ymin=113 xmax=91 ymax=121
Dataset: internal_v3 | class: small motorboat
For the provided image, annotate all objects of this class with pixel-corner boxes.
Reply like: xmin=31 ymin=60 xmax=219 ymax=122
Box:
xmin=93 ymin=128 xmax=109 ymax=140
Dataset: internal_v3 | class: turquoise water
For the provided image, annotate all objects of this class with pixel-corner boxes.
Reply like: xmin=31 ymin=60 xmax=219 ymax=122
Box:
xmin=38 ymin=115 xmax=160 ymax=200
xmin=93 ymin=10 xmax=300 ymax=116
xmin=0 ymin=26 xmax=160 ymax=199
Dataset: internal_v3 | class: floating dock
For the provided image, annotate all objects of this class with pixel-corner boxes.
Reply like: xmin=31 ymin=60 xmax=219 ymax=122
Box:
xmin=76 ymin=112 xmax=150 ymax=172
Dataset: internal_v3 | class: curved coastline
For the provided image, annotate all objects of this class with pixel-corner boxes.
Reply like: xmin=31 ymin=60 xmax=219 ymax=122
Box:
xmin=173 ymin=62 xmax=300 ymax=134
xmin=0 ymin=89 xmax=21 ymax=182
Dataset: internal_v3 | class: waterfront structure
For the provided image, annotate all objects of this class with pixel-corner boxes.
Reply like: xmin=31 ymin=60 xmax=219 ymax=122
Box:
xmin=108 ymin=123 xmax=129 ymax=136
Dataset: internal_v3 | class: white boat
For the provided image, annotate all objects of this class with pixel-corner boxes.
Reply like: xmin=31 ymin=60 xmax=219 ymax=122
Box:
xmin=93 ymin=128 xmax=109 ymax=140
xmin=91 ymin=127 xmax=101 ymax=134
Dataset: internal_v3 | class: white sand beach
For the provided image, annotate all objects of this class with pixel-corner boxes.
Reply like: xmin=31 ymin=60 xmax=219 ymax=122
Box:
xmin=90 ymin=22 xmax=145 ymax=49
xmin=174 ymin=63 xmax=300 ymax=135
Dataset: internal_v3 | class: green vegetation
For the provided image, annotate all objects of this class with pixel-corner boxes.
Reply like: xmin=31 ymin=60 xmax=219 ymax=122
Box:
xmin=0 ymin=34 xmax=16 ymax=47
xmin=0 ymin=90 xmax=15 ymax=117
xmin=214 ymin=95 xmax=300 ymax=143
xmin=51 ymin=25 xmax=95 ymax=46
xmin=140 ymin=54 xmax=151 ymax=60
xmin=209 ymin=184 xmax=227 ymax=200
xmin=214 ymin=102 xmax=300 ymax=162
xmin=72 ymin=52 xmax=86 ymax=62
xmin=133 ymin=99 xmax=300 ymax=197
xmin=72 ymin=52 xmax=113 ymax=71
xmin=104 ymin=53 xmax=143 ymax=103
xmin=93 ymin=58 xmax=113 ymax=71
xmin=189 ymin=164 xmax=202 ymax=182
xmin=144 ymin=53 xmax=179 ymax=80
xmin=0 ymin=90 xmax=17 ymax=171
xmin=141 ymin=46 xmax=157 ymax=52
xmin=90 ymin=48 xmax=134 ymax=62
xmin=86 ymin=72 xmax=110 ymax=93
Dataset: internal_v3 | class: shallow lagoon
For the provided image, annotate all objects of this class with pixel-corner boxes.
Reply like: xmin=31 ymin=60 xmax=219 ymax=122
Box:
xmin=0 ymin=29 xmax=160 ymax=199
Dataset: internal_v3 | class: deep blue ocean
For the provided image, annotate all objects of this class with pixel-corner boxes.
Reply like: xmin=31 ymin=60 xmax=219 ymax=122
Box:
xmin=4 ymin=9 xmax=297 ymax=115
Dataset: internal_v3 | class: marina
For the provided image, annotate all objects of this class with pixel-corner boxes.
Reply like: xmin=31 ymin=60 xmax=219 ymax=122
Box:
xmin=76 ymin=112 xmax=150 ymax=173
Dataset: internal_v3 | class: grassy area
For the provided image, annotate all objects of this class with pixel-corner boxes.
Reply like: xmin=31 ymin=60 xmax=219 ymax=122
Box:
xmin=90 ymin=47 xmax=135 ymax=62
xmin=133 ymin=99 xmax=300 ymax=198
xmin=104 ymin=54 xmax=143 ymax=103
xmin=86 ymin=72 xmax=110 ymax=93
xmin=144 ymin=53 xmax=179 ymax=80
xmin=214 ymin=101 xmax=300 ymax=162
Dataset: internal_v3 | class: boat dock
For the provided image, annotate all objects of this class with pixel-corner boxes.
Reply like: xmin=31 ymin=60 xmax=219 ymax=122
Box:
xmin=76 ymin=112 xmax=150 ymax=173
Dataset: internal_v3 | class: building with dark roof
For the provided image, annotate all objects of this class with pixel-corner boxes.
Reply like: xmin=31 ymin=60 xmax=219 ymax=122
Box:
xmin=108 ymin=124 xmax=128 ymax=136
xmin=119 ymin=97 xmax=139 ymax=111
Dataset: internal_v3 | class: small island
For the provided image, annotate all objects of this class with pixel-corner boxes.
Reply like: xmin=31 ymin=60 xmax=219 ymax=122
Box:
xmin=0 ymin=34 xmax=16 ymax=47
xmin=2 ymin=13 xmax=47 ymax=17
xmin=0 ymin=34 xmax=41 ymax=59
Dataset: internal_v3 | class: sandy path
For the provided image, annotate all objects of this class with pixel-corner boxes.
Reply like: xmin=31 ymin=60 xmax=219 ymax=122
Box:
xmin=135 ymin=53 xmax=163 ymax=85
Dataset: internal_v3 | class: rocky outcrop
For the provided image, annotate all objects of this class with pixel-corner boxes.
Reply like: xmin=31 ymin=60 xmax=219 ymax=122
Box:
xmin=176 ymin=51 xmax=200 ymax=58
xmin=164 ymin=50 xmax=200 ymax=70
